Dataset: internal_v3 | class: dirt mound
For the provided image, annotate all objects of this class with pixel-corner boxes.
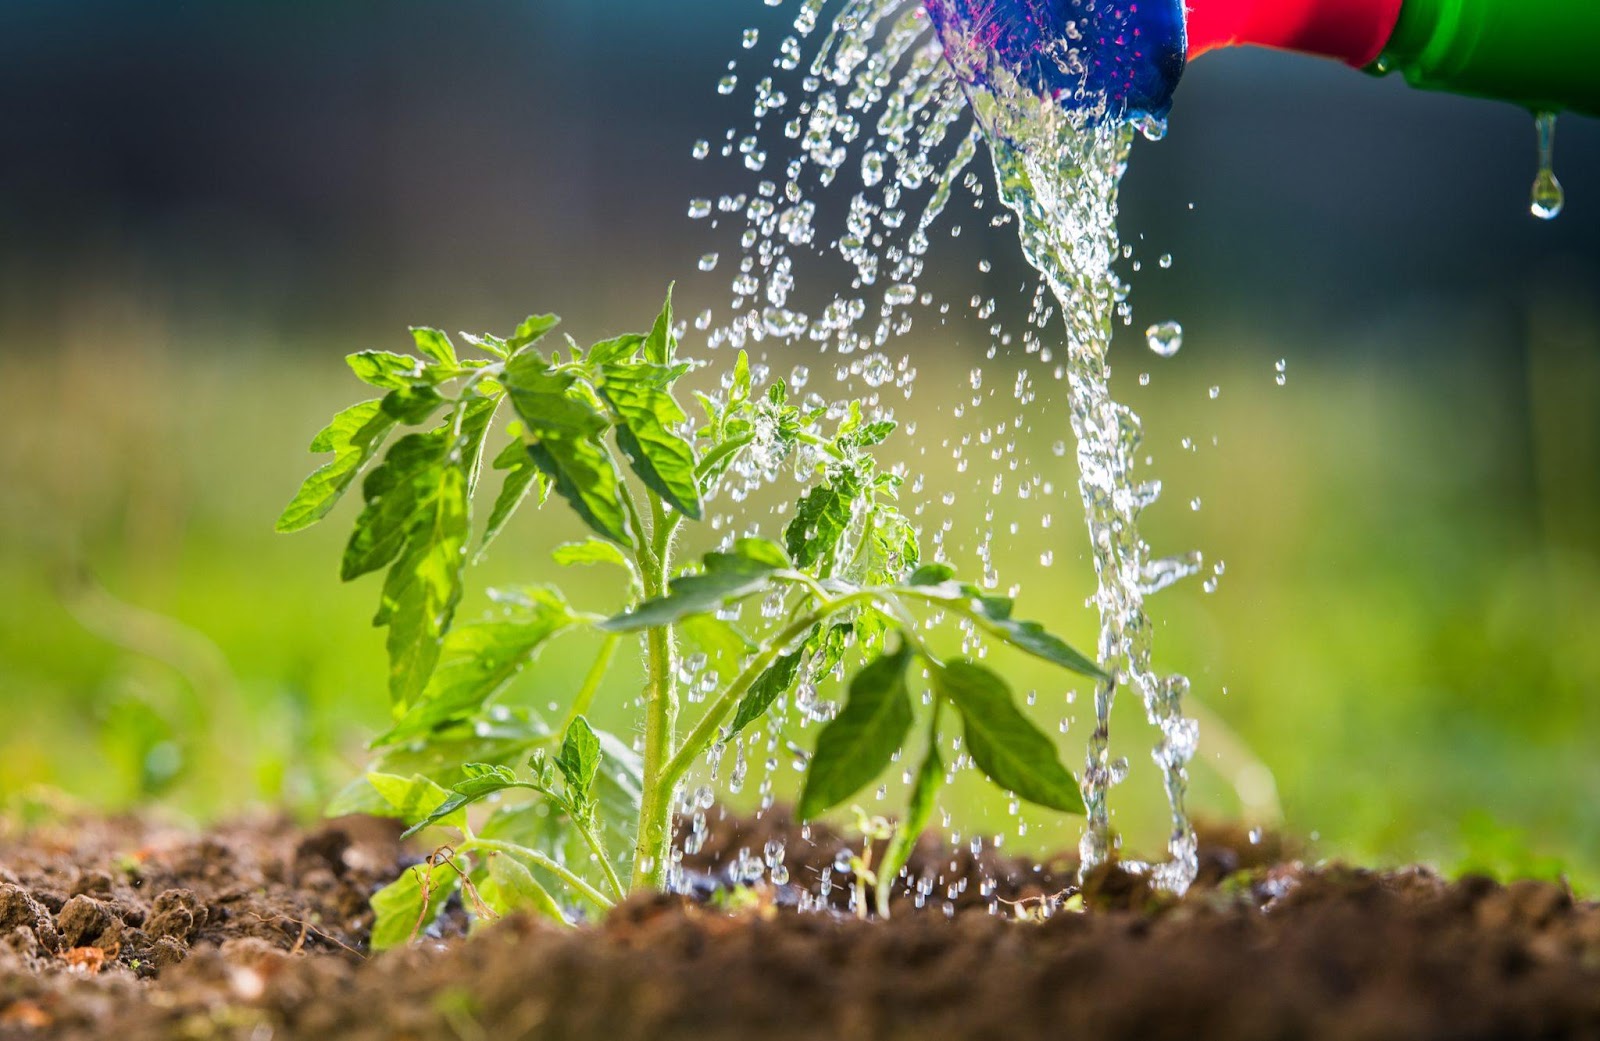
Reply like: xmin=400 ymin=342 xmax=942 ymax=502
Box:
xmin=1 ymin=813 xmax=1596 ymax=1040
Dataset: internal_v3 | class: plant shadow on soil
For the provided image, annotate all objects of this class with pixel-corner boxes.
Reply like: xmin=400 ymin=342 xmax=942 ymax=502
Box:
xmin=1 ymin=812 xmax=1598 ymax=1040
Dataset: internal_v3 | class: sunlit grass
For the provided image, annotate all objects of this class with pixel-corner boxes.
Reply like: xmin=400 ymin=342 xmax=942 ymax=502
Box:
xmin=2 ymin=310 xmax=1596 ymax=891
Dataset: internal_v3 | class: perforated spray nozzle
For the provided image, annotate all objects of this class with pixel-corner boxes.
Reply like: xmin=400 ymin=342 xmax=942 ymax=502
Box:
xmin=923 ymin=0 xmax=1187 ymax=124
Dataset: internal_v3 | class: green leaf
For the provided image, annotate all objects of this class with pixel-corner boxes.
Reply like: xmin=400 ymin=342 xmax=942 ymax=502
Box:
xmin=855 ymin=420 xmax=897 ymax=447
xmin=276 ymin=400 xmax=399 ymax=534
xmin=908 ymin=563 xmax=955 ymax=586
xmin=482 ymin=850 xmax=569 ymax=925
xmin=727 ymin=536 xmax=792 ymax=569
xmin=342 ymin=399 xmax=498 ymax=708
xmin=367 ymin=772 xmax=466 ymax=832
xmin=785 ymin=468 xmax=862 ymax=573
xmin=797 ymin=644 xmax=914 ymax=820
xmin=728 ymin=635 xmax=811 ymax=738
xmin=348 ymin=350 xmax=428 ymax=390
xmin=475 ymin=725 xmax=640 ymax=889
xmin=508 ymin=314 xmax=561 ymax=353
xmin=598 ymin=363 xmax=703 ymax=520
xmin=381 ymin=384 xmax=447 ymax=425
xmin=411 ymin=327 xmax=459 ymax=367
xmin=589 ymin=728 xmax=643 ymax=878
xmin=813 ymin=622 xmax=854 ymax=678
xmin=643 ymin=284 xmax=675 ymax=365
xmin=374 ymin=588 xmax=574 ymax=745
xmin=377 ymin=462 xmax=472 ymax=707
xmin=933 ymin=660 xmax=1085 ymax=815
xmin=907 ymin=580 xmax=1105 ymax=680
xmin=585 ymin=333 xmax=645 ymax=368
xmin=341 ymin=432 xmax=450 ymax=581
xmin=677 ymin=614 xmax=758 ymax=665
xmin=731 ymin=350 xmax=752 ymax=403
xmin=551 ymin=538 xmax=632 ymax=572
xmin=459 ymin=331 xmax=509 ymax=359
xmin=370 ymin=864 xmax=459 ymax=951
xmin=401 ymin=764 xmax=535 ymax=839
xmin=337 ymin=710 xmax=551 ymax=814
xmin=858 ymin=507 xmax=921 ymax=586
xmin=504 ymin=360 xmax=633 ymax=547
xmin=555 ymin=716 xmax=602 ymax=802
xmin=478 ymin=437 xmax=549 ymax=559
xmin=985 ymin=617 xmax=1103 ymax=678
xmin=876 ymin=715 xmax=944 ymax=917
xmin=599 ymin=538 xmax=789 ymax=632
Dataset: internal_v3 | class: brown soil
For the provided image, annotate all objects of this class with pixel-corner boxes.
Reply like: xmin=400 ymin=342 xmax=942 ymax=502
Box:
xmin=2 ymin=809 xmax=1597 ymax=1041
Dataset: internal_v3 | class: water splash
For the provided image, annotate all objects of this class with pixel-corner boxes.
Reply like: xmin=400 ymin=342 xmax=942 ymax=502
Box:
xmin=689 ymin=0 xmax=1202 ymax=898
xmin=936 ymin=44 xmax=1198 ymax=889
xmin=1145 ymin=320 xmax=1183 ymax=358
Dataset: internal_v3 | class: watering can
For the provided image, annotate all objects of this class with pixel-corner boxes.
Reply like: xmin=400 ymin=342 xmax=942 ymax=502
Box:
xmin=923 ymin=0 xmax=1600 ymax=122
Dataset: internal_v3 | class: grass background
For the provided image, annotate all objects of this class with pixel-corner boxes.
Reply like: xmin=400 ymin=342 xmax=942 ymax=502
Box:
xmin=2 ymin=291 xmax=1596 ymax=890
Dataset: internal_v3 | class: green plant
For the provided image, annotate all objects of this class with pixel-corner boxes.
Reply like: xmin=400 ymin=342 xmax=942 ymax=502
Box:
xmin=280 ymin=288 xmax=1105 ymax=943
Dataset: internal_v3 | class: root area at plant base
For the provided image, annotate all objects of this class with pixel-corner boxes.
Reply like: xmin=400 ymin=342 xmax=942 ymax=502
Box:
xmin=1 ymin=813 xmax=1598 ymax=1040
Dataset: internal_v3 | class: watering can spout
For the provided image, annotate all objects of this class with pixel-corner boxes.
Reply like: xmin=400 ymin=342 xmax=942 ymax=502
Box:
xmin=921 ymin=0 xmax=1187 ymax=123
xmin=925 ymin=0 xmax=1600 ymax=124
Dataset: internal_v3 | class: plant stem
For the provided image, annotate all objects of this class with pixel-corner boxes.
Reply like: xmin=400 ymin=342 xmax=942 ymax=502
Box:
xmin=618 ymin=482 xmax=655 ymax=573
xmin=467 ymin=839 xmax=615 ymax=911
xmin=695 ymin=433 xmax=756 ymax=480
xmin=659 ymin=589 xmax=878 ymax=792
xmin=632 ymin=492 xmax=680 ymax=892
xmin=561 ymin=634 xmax=620 ymax=733
xmin=571 ymin=814 xmax=627 ymax=901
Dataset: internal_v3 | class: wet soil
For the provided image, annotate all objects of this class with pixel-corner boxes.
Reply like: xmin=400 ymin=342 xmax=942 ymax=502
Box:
xmin=2 ymin=809 xmax=1597 ymax=1040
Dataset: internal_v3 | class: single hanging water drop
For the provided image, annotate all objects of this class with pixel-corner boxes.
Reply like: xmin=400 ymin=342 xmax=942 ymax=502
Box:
xmin=1134 ymin=113 xmax=1168 ymax=142
xmin=1145 ymin=321 xmax=1183 ymax=358
xmin=1531 ymin=111 xmax=1565 ymax=221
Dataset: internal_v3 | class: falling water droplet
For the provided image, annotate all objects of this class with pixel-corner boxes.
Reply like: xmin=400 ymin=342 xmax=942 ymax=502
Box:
xmin=1531 ymin=111 xmax=1565 ymax=221
xmin=1145 ymin=321 xmax=1183 ymax=358
xmin=699 ymin=252 xmax=720 ymax=272
xmin=1134 ymin=113 xmax=1168 ymax=142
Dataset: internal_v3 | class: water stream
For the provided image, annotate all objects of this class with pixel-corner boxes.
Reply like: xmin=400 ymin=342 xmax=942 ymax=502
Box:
xmin=690 ymin=0 xmax=1202 ymax=897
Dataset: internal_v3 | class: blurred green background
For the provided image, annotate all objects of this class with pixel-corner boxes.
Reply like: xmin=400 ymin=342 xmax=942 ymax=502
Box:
xmin=2 ymin=1 xmax=1597 ymax=890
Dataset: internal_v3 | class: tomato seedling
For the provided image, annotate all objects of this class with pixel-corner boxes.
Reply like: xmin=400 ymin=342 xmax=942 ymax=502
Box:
xmin=281 ymin=289 xmax=1104 ymax=943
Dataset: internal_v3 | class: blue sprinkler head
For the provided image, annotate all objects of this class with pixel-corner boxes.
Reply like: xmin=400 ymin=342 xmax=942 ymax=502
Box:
xmin=923 ymin=0 xmax=1187 ymax=124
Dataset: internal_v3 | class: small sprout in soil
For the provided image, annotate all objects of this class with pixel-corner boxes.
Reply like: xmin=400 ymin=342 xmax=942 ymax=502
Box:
xmin=282 ymin=288 xmax=1103 ymax=946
